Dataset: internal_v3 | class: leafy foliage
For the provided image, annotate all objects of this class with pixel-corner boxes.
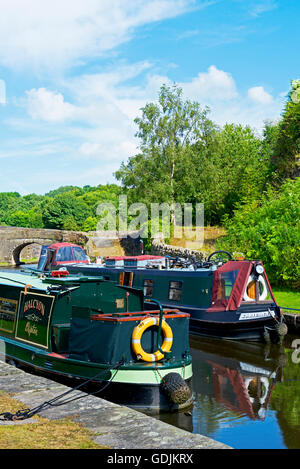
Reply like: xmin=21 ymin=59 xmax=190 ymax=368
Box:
xmin=218 ymin=178 xmax=300 ymax=288
xmin=116 ymin=85 xmax=271 ymax=225
xmin=271 ymin=80 xmax=300 ymax=179
xmin=115 ymin=84 xmax=216 ymax=209
xmin=0 ymin=184 xmax=123 ymax=231
xmin=192 ymin=123 xmax=271 ymax=224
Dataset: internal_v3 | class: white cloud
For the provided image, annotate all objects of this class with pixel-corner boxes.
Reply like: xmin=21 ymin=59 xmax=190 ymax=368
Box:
xmin=0 ymin=0 xmax=196 ymax=71
xmin=247 ymin=86 xmax=274 ymax=105
xmin=180 ymin=65 xmax=238 ymax=102
xmin=24 ymin=65 xmax=282 ymax=168
xmin=26 ymin=88 xmax=75 ymax=122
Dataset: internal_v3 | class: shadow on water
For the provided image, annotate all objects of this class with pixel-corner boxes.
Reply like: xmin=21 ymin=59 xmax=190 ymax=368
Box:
xmin=155 ymin=334 xmax=300 ymax=449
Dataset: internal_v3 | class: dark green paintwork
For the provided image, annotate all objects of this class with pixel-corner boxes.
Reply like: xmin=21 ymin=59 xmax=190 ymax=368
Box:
xmin=0 ymin=271 xmax=192 ymax=385
xmin=67 ymin=267 xmax=213 ymax=308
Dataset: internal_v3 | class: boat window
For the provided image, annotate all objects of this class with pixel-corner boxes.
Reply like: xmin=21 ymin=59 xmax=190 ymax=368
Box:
xmin=72 ymin=246 xmax=89 ymax=261
xmin=168 ymin=281 xmax=182 ymax=301
xmin=0 ymin=298 xmax=18 ymax=333
xmin=106 ymin=259 xmax=115 ymax=266
xmin=216 ymin=270 xmax=239 ymax=301
xmin=143 ymin=279 xmax=154 ymax=297
xmin=243 ymin=274 xmax=273 ymax=303
xmin=56 ymin=247 xmax=74 ymax=262
xmin=124 ymin=260 xmax=137 ymax=267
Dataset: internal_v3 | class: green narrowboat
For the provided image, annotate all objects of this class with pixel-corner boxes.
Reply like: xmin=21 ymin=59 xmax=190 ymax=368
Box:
xmin=0 ymin=270 xmax=193 ymax=412
xmin=62 ymin=250 xmax=287 ymax=343
xmin=34 ymin=245 xmax=288 ymax=343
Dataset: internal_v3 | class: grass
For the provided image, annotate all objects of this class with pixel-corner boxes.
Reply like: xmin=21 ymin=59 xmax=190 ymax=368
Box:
xmin=272 ymin=288 xmax=300 ymax=313
xmin=0 ymin=391 xmax=109 ymax=449
xmin=20 ymin=257 xmax=38 ymax=264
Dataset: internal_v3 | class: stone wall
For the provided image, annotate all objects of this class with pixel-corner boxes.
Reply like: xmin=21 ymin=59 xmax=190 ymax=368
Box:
xmin=85 ymin=230 xmax=143 ymax=260
xmin=151 ymin=239 xmax=208 ymax=261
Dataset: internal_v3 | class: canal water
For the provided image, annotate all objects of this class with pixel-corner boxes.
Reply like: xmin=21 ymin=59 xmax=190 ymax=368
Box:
xmin=1 ymin=266 xmax=300 ymax=449
xmin=157 ymin=334 xmax=300 ymax=449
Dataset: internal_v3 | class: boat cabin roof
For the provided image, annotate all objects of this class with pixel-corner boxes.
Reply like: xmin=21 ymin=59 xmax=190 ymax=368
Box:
xmin=0 ymin=271 xmax=105 ymax=292
xmin=48 ymin=242 xmax=82 ymax=250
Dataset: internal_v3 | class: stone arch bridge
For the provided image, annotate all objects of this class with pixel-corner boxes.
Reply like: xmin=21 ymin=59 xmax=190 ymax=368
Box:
xmin=0 ymin=226 xmax=89 ymax=265
xmin=0 ymin=226 xmax=143 ymax=266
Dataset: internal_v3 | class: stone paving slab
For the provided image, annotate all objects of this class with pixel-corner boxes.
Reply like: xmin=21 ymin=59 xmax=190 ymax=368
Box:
xmin=0 ymin=360 xmax=231 ymax=449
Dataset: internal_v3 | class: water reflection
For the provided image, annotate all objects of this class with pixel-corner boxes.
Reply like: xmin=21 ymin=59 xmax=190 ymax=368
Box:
xmin=191 ymin=337 xmax=285 ymax=419
xmin=158 ymin=335 xmax=300 ymax=449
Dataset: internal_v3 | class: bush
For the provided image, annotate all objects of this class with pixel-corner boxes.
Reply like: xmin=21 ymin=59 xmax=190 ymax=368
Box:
xmin=218 ymin=178 xmax=300 ymax=288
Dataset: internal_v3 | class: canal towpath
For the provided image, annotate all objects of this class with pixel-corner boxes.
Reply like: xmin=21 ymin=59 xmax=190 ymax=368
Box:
xmin=0 ymin=360 xmax=231 ymax=450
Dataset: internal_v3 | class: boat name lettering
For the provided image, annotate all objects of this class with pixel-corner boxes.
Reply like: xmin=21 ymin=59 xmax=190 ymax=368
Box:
xmin=25 ymin=322 xmax=38 ymax=337
xmin=239 ymin=311 xmax=271 ymax=320
xmin=23 ymin=299 xmax=45 ymax=317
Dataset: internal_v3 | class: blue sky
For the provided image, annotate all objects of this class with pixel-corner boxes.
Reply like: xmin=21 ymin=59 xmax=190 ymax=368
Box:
xmin=0 ymin=0 xmax=299 ymax=195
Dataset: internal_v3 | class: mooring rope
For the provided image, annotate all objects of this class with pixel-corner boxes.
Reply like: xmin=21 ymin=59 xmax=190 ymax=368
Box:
xmin=0 ymin=360 xmax=124 ymax=422
xmin=279 ymin=306 xmax=300 ymax=312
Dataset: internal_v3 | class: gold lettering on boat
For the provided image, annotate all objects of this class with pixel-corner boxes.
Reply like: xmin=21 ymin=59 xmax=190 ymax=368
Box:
xmin=23 ymin=299 xmax=45 ymax=317
xmin=25 ymin=322 xmax=38 ymax=337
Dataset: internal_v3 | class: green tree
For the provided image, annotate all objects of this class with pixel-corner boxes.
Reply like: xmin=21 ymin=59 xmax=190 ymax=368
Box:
xmin=81 ymin=216 xmax=98 ymax=232
xmin=45 ymin=186 xmax=83 ymax=197
xmin=0 ymin=192 xmax=21 ymax=224
xmin=195 ymin=123 xmax=270 ymax=224
xmin=6 ymin=209 xmax=43 ymax=228
xmin=271 ymin=80 xmax=300 ymax=179
xmin=41 ymin=194 xmax=90 ymax=230
xmin=115 ymin=84 xmax=216 ymax=209
xmin=218 ymin=178 xmax=300 ymax=288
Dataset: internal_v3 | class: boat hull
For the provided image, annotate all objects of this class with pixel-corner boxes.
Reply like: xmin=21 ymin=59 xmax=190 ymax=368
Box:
xmin=0 ymin=336 xmax=193 ymax=412
xmin=144 ymin=300 xmax=281 ymax=342
xmin=189 ymin=317 xmax=278 ymax=341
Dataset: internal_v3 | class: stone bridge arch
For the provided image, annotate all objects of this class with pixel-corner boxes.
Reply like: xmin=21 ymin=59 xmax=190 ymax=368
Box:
xmin=0 ymin=227 xmax=89 ymax=265
xmin=12 ymin=238 xmax=53 ymax=265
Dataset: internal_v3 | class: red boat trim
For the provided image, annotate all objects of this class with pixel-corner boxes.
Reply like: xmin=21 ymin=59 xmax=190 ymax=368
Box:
xmin=47 ymin=352 xmax=67 ymax=359
xmin=206 ymin=260 xmax=278 ymax=313
xmin=90 ymin=310 xmax=189 ymax=322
